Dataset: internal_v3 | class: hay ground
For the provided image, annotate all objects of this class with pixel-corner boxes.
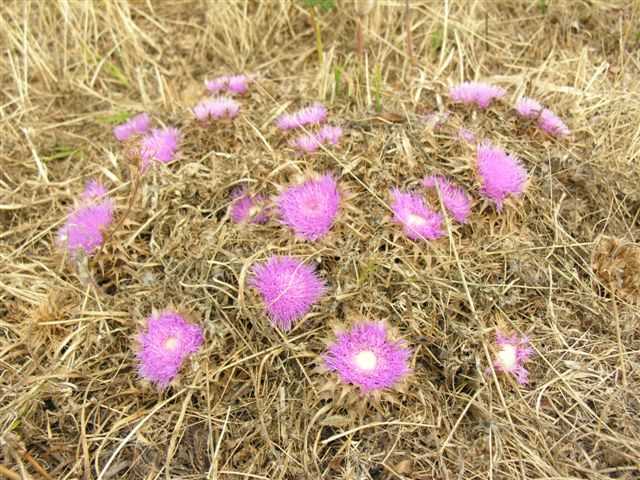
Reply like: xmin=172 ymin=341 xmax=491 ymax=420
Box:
xmin=1 ymin=1 xmax=640 ymax=479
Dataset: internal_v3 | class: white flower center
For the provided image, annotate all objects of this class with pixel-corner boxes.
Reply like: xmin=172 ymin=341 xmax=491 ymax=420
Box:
xmin=164 ymin=336 xmax=179 ymax=351
xmin=354 ymin=350 xmax=377 ymax=371
xmin=497 ymin=345 xmax=517 ymax=371
xmin=248 ymin=205 xmax=261 ymax=217
xmin=407 ymin=213 xmax=426 ymax=226
xmin=303 ymin=196 xmax=320 ymax=213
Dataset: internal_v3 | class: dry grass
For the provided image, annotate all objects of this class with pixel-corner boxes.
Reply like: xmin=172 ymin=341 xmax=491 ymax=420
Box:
xmin=1 ymin=1 xmax=640 ymax=479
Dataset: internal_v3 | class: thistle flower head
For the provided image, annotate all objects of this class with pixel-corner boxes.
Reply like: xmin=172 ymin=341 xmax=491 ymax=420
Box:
xmin=250 ymin=256 xmax=326 ymax=331
xmin=515 ymin=97 xmax=570 ymax=137
xmin=227 ymin=75 xmax=250 ymax=94
xmin=276 ymin=102 xmax=327 ymax=130
xmin=422 ymin=175 xmax=472 ymax=224
xmin=205 ymin=74 xmax=250 ymax=95
xmin=476 ymin=142 xmax=527 ymax=211
xmin=140 ymin=127 xmax=180 ymax=171
xmin=81 ymin=180 xmax=109 ymax=199
xmin=449 ymin=81 xmax=506 ymax=109
xmin=57 ymin=180 xmax=114 ymax=257
xmin=230 ymin=187 xmax=269 ymax=224
xmin=277 ymin=174 xmax=341 ymax=241
xmin=290 ymin=132 xmax=322 ymax=154
xmin=324 ymin=322 xmax=411 ymax=393
xmin=492 ymin=331 xmax=534 ymax=385
xmin=205 ymin=76 xmax=229 ymax=93
xmin=317 ymin=125 xmax=343 ymax=145
xmin=193 ymin=96 xmax=240 ymax=122
xmin=113 ymin=112 xmax=151 ymax=142
xmin=515 ymin=97 xmax=543 ymax=119
xmin=390 ymin=189 xmax=444 ymax=240
xmin=136 ymin=310 xmax=204 ymax=388
xmin=538 ymin=109 xmax=570 ymax=137
xmin=289 ymin=125 xmax=343 ymax=154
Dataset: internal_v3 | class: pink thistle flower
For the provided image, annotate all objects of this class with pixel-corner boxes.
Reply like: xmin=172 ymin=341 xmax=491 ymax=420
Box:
xmin=492 ymin=331 xmax=534 ymax=385
xmin=476 ymin=142 xmax=527 ymax=211
xmin=139 ymin=127 xmax=180 ymax=171
xmin=136 ymin=310 xmax=204 ymax=388
xmin=276 ymin=102 xmax=327 ymax=130
xmin=538 ymin=109 xmax=570 ymax=137
xmin=457 ymin=127 xmax=476 ymax=144
xmin=205 ymin=75 xmax=229 ymax=93
xmin=227 ymin=75 xmax=250 ymax=95
xmin=205 ymin=74 xmax=250 ymax=95
xmin=290 ymin=132 xmax=322 ymax=154
xmin=389 ymin=189 xmax=444 ymax=241
xmin=193 ymin=96 xmax=240 ymax=122
xmin=250 ymin=255 xmax=326 ymax=331
xmin=515 ymin=97 xmax=543 ymax=119
xmin=317 ymin=125 xmax=343 ymax=145
xmin=57 ymin=180 xmax=114 ymax=257
xmin=113 ymin=112 xmax=151 ymax=142
xmin=324 ymin=322 xmax=411 ymax=393
xmin=515 ymin=97 xmax=570 ymax=138
xmin=230 ymin=187 xmax=269 ymax=224
xmin=277 ymin=174 xmax=341 ymax=241
xmin=449 ymin=81 xmax=506 ymax=109
xmin=422 ymin=175 xmax=472 ymax=224
xmin=81 ymin=180 xmax=108 ymax=199
xmin=290 ymin=125 xmax=343 ymax=154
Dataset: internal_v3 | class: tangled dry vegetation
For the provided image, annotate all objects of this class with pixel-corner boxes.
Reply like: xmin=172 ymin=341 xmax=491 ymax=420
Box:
xmin=1 ymin=1 xmax=640 ymax=479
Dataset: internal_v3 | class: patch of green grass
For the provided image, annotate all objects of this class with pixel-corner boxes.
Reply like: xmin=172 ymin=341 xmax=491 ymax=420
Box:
xmin=537 ymin=0 xmax=548 ymax=14
xmin=302 ymin=0 xmax=335 ymax=13
xmin=44 ymin=145 xmax=80 ymax=162
xmin=97 ymin=111 xmax=133 ymax=125
xmin=373 ymin=64 xmax=382 ymax=113
xmin=431 ymin=28 xmax=444 ymax=52
xmin=334 ymin=65 xmax=343 ymax=97
xmin=104 ymin=61 xmax=129 ymax=87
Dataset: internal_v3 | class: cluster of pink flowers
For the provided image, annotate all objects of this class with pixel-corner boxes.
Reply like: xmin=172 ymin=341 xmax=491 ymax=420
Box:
xmin=205 ymin=74 xmax=251 ymax=95
xmin=276 ymin=102 xmax=327 ymax=130
xmin=276 ymin=102 xmax=343 ymax=154
xmin=57 ymin=180 xmax=115 ymax=257
xmin=389 ymin=174 xmax=473 ymax=241
xmin=58 ymin=75 xmax=559 ymax=395
xmin=113 ymin=113 xmax=181 ymax=171
xmin=193 ymin=96 xmax=240 ymax=122
xmin=515 ymin=97 xmax=570 ymax=137
xmin=229 ymin=173 xmax=342 ymax=242
xmin=193 ymin=73 xmax=252 ymax=125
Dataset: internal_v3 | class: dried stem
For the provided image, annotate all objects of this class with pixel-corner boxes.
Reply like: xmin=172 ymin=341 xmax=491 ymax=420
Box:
xmin=404 ymin=0 xmax=415 ymax=65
